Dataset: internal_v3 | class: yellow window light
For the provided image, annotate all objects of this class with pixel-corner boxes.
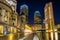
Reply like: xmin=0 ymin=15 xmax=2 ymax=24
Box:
xmin=0 ymin=25 xmax=3 ymax=33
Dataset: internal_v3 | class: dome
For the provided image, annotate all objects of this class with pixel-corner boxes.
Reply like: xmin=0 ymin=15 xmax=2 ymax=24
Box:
xmin=20 ymin=4 xmax=28 ymax=9
xmin=34 ymin=11 xmax=40 ymax=15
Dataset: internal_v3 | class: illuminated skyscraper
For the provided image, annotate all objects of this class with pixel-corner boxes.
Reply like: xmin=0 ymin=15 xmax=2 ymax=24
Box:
xmin=20 ymin=4 xmax=28 ymax=23
xmin=44 ymin=2 xmax=55 ymax=40
xmin=34 ymin=11 xmax=41 ymax=24
xmin=20 ymin=4 xmax=28 ymax=38
xmin=20 ymin=4 xmax=28 ymax=15
xmin=20 ymin=4 xmax=28 ymax=28
xmin=33 ymin=11 xmax=42 ymax=40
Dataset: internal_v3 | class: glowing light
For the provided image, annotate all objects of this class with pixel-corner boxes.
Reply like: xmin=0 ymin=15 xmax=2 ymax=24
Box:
xmin=24 ymin=29 xmax=32 ymax=36
xmin=25 ymin=25 xmax=32 ymax=30
xmin=7 ymin=34 xmax=14 ymax=40
xmin=0 ymin=25 xmax=4 ymax=36
xmin=0 ymin=25 xmax=3 ymax=33
xmin=51 ymin=32 xmax=53 ymax=40
xmin=24 ymin=25 xmax=32 ymax=36
xmin=55 ymin=32 xmax=58 ymax=40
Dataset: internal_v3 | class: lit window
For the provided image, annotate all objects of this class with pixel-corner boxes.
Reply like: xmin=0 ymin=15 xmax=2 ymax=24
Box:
xmin=4 ymin=16 xmax=8 ymax=22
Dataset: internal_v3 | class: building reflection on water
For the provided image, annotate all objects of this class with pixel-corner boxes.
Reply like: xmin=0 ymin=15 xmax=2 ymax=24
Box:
xmin=0 ymin=0 xmax=60 ymax=40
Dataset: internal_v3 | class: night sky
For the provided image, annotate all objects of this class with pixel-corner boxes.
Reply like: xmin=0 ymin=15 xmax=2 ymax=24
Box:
xmin=17 ymin=0 xmax=60 ymax=25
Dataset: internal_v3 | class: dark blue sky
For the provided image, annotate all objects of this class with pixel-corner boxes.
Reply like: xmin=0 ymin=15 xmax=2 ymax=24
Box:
xmin=17 ymin=0 xmax=60 ymax=25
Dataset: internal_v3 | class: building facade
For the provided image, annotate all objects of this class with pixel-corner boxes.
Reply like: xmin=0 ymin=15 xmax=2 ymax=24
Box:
xmin=44 ymin=2 xmax=55 ymax=40
xmin=0 ymin=0 xmax=18 ymax=40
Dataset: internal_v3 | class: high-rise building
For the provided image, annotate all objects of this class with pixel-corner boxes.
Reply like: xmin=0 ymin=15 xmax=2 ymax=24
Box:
xmin=20 ymin=4 xmax=28 ymax=30
xmin=20 ymin=4 xmax=28 ymax=15
xmin=20 ymin=4 xmax=28 ymax=23
xmin=19 ymin=4 xmax=28 ymax=38
xmin=44 ymin=2 xmax=55 ymax=40
xmin=34 ymin=11 xmax=42 ymax=30
xmin=33 ymin=11 xmax=42 ymax=40
xmin=34 ymin=11 xmax=41 ymax=24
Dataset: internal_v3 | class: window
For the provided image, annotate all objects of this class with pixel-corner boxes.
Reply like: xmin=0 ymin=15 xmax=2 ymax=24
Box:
xmin=6 ymin=10 xmax=8 ymax=12
xmin=0 ymin=13 xmax=2 ymax=16
xmin=0 ymin=8 xmax=2 ymax=16
xmin=0 ymin=8 xmax=1 ymax=10
xmin=13 ymin=23 xmax=14 ymax=26
xmin=12 ymin=17 xmax=16 ymax=21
